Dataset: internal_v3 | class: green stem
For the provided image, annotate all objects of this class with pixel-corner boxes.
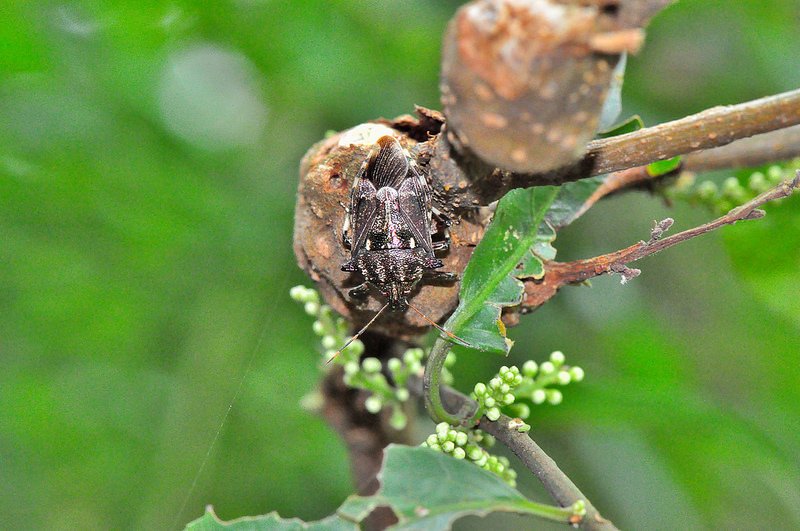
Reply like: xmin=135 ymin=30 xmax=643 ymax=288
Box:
xmin=423 ymin=339 xmax=480 ymax=426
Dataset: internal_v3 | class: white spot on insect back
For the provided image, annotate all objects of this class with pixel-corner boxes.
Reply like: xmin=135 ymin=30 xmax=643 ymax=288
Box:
xmin=338 ymin=123 xmax=397 ymax=147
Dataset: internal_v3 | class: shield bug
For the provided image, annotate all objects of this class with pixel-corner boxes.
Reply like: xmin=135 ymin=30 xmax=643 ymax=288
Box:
xmin=341 ymin=135 xmax=455 ymax=310
xmin=330 ymin=135 xmax=468 ymax=361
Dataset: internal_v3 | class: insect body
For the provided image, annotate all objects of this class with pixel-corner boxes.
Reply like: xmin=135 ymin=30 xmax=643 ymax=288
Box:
xmin=342 ymin=135 xmax=454 ymax=311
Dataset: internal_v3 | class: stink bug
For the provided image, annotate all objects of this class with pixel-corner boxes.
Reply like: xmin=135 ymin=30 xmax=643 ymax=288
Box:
xmin=330 ymin=135 xmax=468 ymax=362
xmin=341 ymin=135 xmax=455 ymax=311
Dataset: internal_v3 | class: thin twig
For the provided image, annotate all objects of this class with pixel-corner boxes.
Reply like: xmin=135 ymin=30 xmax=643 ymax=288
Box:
xmin=523 ymin=174 xmax=800 ymax=310
xmin=409 ymin=376 xmax=618 ymax=531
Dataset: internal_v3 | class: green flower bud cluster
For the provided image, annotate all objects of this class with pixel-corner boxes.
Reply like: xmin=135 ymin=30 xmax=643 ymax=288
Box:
xmin=665 ymin=160 xmax=799 ymax=215
xmin=470 ymin=351 xmax=584 ymax=426
xmin=472 ymin=365 xmax=524 ymax=422
xmin=292 ymin=285 xmax=411 ymax=428
xmin=422 ymin=423 xmax=517 ymax=486
xmin=290 ymin=285 xmax=364 ymax=364
xmin=513 ymin=351 xmax=584 ymax=410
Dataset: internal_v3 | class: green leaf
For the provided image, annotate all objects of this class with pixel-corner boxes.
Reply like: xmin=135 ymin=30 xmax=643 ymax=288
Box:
xmin=597 ymin=114 xmax=645 ymax=138
xmin=543 ymin=177 xmax=606 ymax=229
xmin=338 ymin=445 xmax=577 ymax=529
xmin=597 ymin=52 xmax=627 ymax=132
xmin=185 ymin=507 xmax=358 ymax=531
xmin=444 ymin=186 xmax=559 ymax=353
xmin=646 ymin=156 xmax=682 ymax=177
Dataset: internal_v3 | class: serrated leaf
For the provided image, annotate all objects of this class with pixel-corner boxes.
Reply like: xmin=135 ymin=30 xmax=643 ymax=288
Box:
xmin=646 ymin=156 xmax=682 ymax=177
xmin=597 ymin=52 xmax=627 ymax=132
xmin=597 ymin=114 xmax=645 ymax=138
xmin=185 ymin=506 xmax=358 ymax=531
xmin=444 ymin=186 xmax=559 ymax=353
xmin=516 ymin=250 xmax=545 ymax=279
xmin=338 ymin=445 xmax=573 ymax=530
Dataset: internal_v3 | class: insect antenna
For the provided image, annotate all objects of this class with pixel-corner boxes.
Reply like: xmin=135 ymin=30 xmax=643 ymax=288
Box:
xmin=407 ymin=302 xmax=475 ymax=349
xmin=325 ymin=301 xmax=391 ymax=365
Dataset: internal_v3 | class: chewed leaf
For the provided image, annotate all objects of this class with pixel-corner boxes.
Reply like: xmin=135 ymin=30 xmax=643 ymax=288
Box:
xmin=185 ymin=506 xmax=357 ymax=530
xmin=597 ymin=114 xmax=645 ymax=138
xmin=647 ymin=156 xmax=682 ymax=177
xmin=544 ymin=176 xmax=605 ymax=229
xmin=517 ymin=251 xmax=545 ymax=279
xmin=444 ymin=187 xmax=559 ymax=354
xmin=338 ymin=445 xmax=575 ymax=529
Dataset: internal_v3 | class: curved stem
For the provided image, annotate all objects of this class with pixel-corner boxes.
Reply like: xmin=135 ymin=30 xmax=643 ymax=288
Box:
xmin=423 ymin=338 xmax=481 ymax=426
xmin=423 ymin=339 xmax=462 ymax=425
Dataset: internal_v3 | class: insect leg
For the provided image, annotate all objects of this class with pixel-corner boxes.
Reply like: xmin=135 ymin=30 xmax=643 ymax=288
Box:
xmin=348 ymin=283 xmax=370 ymax=299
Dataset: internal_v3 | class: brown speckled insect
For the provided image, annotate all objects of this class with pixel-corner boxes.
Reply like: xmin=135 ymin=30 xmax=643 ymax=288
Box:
xmin=332 ymin=135 xmax=466 ymax=361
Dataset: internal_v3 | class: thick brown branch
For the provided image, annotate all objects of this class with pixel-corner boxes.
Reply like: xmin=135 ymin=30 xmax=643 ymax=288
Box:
xmin=683 ymin=124 xmax=800 ymax=172
xmin=409 ymin=376 xmax=618 ymax=531
xmin=522 ymin=173 xmax=800 ymax=310
xmin=584 ymin=88 xmax=800 ymax=176
xmin=430 ymin=89 xmax=800 ymax=205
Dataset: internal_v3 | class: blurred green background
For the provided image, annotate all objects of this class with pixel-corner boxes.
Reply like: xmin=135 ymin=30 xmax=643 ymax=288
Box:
xmin=2 ymin=1 xmax=799 ymax=529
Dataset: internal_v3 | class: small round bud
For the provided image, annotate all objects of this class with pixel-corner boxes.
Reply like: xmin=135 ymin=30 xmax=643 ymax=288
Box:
xmin=522 ymin=360 xmax=538 ymax=377
xmin=344 ymin=361 xmax=359 ymax=375
xmin=387 ymin=358 xmax=402 ymax=373
xmin=696 ymin=180 xmax=718 ymax=201
xmin=510 ymin=403 xmax=530 ymax=419
xmin=427 ymin=442 xmax=441 ymax=451
xmin=474 ymin=454 xmax=488 ymax=467
xmin=426 ymin=434 xmax=439 ymax=447
xmin=483 ymin=397 xmax=496 ymax=408
xmin=364 ymin=395 xmax=382 ymax=413
xmin=446 ymin=430 xmax=458 ymax=443
xmin=389 ymin=409 xmax=407 ymax=430
xmin=482 ymin=434 xmax=496 ymax=448
xmin=361 ymin=357 xmax=382 ymax=373
xmin=395 ymin=388 xmax=409 ymax=402
xmin=290 ymin=285 xmax=312 ymax=302
xmin=532 ymin=389 xmax=546 ymax=404
xmin=312 ymin=321 xmax=325 ymax=335
xmin=494 ymin=461 xmax=505 ymax=474
xmin=569 ymin=366 xmax=585 ymax=382
xmin=321 ymin=335 xmax=336 ymax=349
xmin=442 ymin=441 xmax=455 ymax=453
xmin=466 ymin=445 xmax=483 ymax=461
xmin=502 ymin=393 xmax=515 ymax=405
xmin=499 ymin=365 xmax=509 ymax=375
xmin=437 ymin=431 xmax=448 ymax=443
xmin=748 ymin=171 xmax=768 ymax=193
xmin=539 ymin=361 xmax=555 ymax=374
xmin=347 ymin=340 xmax=364 ymax=357
xmin=455 ymin=431 xmax=468 ymax=446
xmin=436 ymin=422 xmax=450 ymax=434
xmin=304 ymin=301 xmax=320 ymax=316
xmin=557 ymin=371 xmax=571 ymax=385
xmin=499 ymin=383 xmax=510 ymax=394
xmin=489 ymin=377 xmax=502 ymax=389
xmin=547 ymin=389 xmax=563 ymax=405
xmin=452 ymin=447 xmax=466 ymax=459
xmin=767 ymin=165 xmax=784 ymax=182
xmin=486 ymin=407 xmax=501 ymax=421
xmin=550 ymin=351 xmax=565 ymax=365
xmin=473 ymin=382 xmax=487 ymax=396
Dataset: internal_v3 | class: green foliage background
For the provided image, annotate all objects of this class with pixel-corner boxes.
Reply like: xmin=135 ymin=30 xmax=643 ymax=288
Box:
xmin=1 ymin=1 xmax=799 ymax=529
